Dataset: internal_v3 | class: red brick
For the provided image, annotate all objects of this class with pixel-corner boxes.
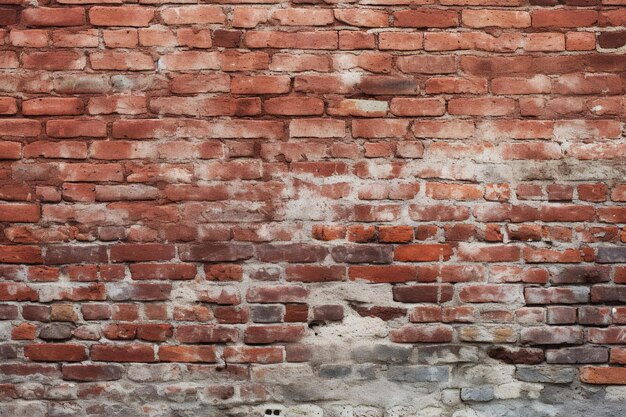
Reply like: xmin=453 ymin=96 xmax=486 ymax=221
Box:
xmin=0 ymin=97 xmax=17 ymax=115
xmin=521 ymin=326 xmax=583 ymax=345
xmin=566 ymin=32 xmax=595 ymax=51
xmin=9 ymin=29 xmax=47 ymax=47
xmin=90 ymin=52 xmax=154 ymax=71
xmin=47 ymin=120 xmax=106 ymax=138
xmin=0 ymin=7 xmax=16 ymax=25
xmin=379 ymin=32 xmax=423 ymax=50
xmin=231 ymin=75 xmax=291 ymax=94
xmin=12 ymin=323 xmax=36 ymax=340
xmin=0 ymin=119 xmax=40 ymax=137
xmin=91 ymin=344 xmax=155 ymax=362
xmin=22 ymin=7 xmax=85 ymax=27
xmin=62 ymin=364 xmax=124 ymax=381
xmin=90 ymin=7 xmax=154 ymax=27
xmin=389 ymin=98 xmax=445 ymax=117
xmin=335 ymin=9 xmax=388 ymax=27
xmin=223 ymin=346 xmax=283 ymax=364
xmin=271 ymin=54 xmax=330 ymax=73
xmin=25 ymin=344 xmax=87 ymax=362
xmin=157 ymin=346 xmax=217 ymax=363
xmin=580 ymin=367 xmax=626 ymax=385
xmin=0 ymin=51 xmax=18 ymax=68
xmin=610 ymin=348 xmax=626 ymax=364
xmin=394 ymin=284 xmax=454 ymax=303
xmin=0 ymin=247 xmax=42 ymax=265
xmin=290 ymin=119 xmax=345 ymax=138
xmin=532 ymin=10 xmax=597 ymax=28
xmin=389 ymin=325 xmax=454 ymax=343
xmin=397 ymin=55 xmax=456 ymax=74
xmin=449 ymin=97 xmax=516 ymax=116
xmin=245 ymin=31 xmax=338 ymax=49
xmin=246 ymin=285 xmax=308 ymax=303
xmin=348 ymin=265 xmax=416 ymax=283
xmin=23 ymin=98 xmax=84 ymax=116
xmin=525 ymin=287 xmax=589 ymax=304
xmin=394 ymin=244 xmax=453 ymax=262
xmin=413 ymin=120 xmax=475 ymax=139
xmin=244 ymin=325 xmax=305 ymax=344
xmin=175 ymin=325 xmax=239 ymax=344
xmin=352 ymin=119 xmax=408 ymax=138
xmin=462 ymin=10 xmax=530 ymax=28
xmin=524 ymin=247 xmax=584 ymax=263
xmin=0 ymin=283 xmax=37 ymax=303
xmin=285 ymin=265 xmax=345 ymax=283
xmin=460 ymin=285 xmax=522 ymax=303
xmin=272 ymin=8 xmax=333 ymax=26
xmin=264 ymin=97 xmax=324 ymax=116
xmin=0 ymin=204 xmax=40 ymax=222
xmin=394 ymin=9 xmax=459 ymax=28
xmin=129 ymin=264 xmax=196 ymax=280
xmin=161 ymin=6 xmax=225 ymax=25
xmin=410 ymin=205 xmax=470 ymax=222
xmin=426 ymin=183 xmax=483 ymax=201
xmin=458 ymin=244 xmax=521 ymax=262
xmin=110 ymin=244 xmax=175 ymax=263
xmin=23 ymin=51 xmax=85 ymax=70
xmin=52 ymin=29 xmax=99 ymax=48
xmin=216 ymin=51 xmax=266 ymax=72
xmin=426 ymin=77 xmax=487 ymax=94
xmin=378 ymin=226 xmax=414 ymax=243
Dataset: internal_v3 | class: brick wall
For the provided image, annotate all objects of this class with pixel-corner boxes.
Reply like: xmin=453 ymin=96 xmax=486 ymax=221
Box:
xmin=1 ymin=1 xmax=626 ymax=416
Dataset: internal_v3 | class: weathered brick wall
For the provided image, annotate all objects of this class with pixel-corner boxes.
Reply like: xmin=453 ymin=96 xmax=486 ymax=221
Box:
xmin=1 ymin=0 xmax=626 ymax=416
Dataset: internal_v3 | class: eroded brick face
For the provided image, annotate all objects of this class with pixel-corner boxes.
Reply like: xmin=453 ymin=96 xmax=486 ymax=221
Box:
xmin=0 ymin=1 xmax=626 ymax=416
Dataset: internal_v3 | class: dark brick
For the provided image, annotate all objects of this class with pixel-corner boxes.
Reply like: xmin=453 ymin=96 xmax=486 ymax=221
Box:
xmin=250 ymin=305 xmax=284 ymax=323
xmin=256 ymin=244 xmax=328 ymax=263
xmin=551 ymin=266 xmax=611 ymax=285
xmin=545 ymin=347 xmax=608 ymax=364
xmin=597 ymin=247 xmax=626 ymax=263
xmin=393 ymin=284 xmax=454 ymax=303
xmin=213 ymin=29 xmax=242 ymax=47
xmin=44 ymin=245 xmax=108 ymax=265
xmin=598 ymin=32 xmax=626 ymax=49
xmin=331 ymin=245 xmax=392 ymax=264
xmin=312 ymin=305 xmax=344 ymax=322
xmin=179 ymin=243 xmax=254 ymax=262
xmin=487 ymin=346 xmax=545 ymax=365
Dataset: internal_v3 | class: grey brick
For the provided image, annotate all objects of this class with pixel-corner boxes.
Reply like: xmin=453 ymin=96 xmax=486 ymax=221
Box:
xmin=0 ymin=343 xmax=17 ymax=359
xmin=418 ymin=344 xmax=480 ymax=364
xmin=515 ymin=365 xmax=577 ymax=383
xmin=597 ymin=247 xmax=626 ymax=263
xmin=318 ymin=364 xmax=351 ymax=379
xmin=387 ymin=366 xmax=449 ymax=382
xmin=545 ymin=347 xmax=608 ymax=364
xmin=351 ymin=344 xmax=412 ymax=364
xmin=461 ymin=386 xmax=495 ymax=402
xmin=251 ymin=305 xmax=284 ymax=323
xmin=39 ymin=323 xmax=73 ymax=341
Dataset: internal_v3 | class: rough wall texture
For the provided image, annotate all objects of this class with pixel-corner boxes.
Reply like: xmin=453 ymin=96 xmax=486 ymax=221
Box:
xmin=1 ymin=0 xmax=626 ymax=416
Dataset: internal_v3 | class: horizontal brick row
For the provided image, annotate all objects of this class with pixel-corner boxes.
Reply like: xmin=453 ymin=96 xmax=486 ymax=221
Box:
xmin=0 ymin=243 xmax=625 ymax=264
xmin=1 ymin=7 xmax=625 ymax=32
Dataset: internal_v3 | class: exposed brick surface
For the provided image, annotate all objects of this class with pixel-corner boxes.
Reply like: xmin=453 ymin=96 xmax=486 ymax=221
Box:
xmin=0 ymin=1 xmax=626 ymax=416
